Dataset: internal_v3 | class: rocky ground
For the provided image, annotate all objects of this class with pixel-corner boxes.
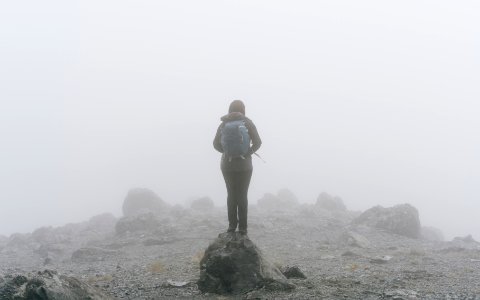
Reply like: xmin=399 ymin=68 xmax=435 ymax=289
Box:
xmin=1 ymin=191 xmax=480 ymax=299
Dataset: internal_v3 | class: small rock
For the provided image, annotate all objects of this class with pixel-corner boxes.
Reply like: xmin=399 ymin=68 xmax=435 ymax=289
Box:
xmin=281 ymin=266 xmax=307 ymax=279
xmin=384 ymin=289 xmax=418 ymax=299
xmin=166 ymin=280 xmax=189 ymax=287
xmin=370 ymin=255 xmax=392 ymax=264
xmin=341 ymin=250 xmax=359 ymax=257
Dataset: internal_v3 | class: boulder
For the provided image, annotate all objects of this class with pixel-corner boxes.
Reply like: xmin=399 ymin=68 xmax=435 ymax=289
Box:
xmin=198 ymin=232 xmax=294 ymax=294
xmin=315 ymin=192 xmax=346 ymax=211
xmin=0 ymin=270 xmax=111 ymax=299
xmin=257 ymin=190 xmax=298 ymax=210
xmin=6 ymin=233 xmax=32 ymax=248
xmin=122 ymin=188 xmax=166 ymax=217
xmin=115 ymin=213 xmax=162 ymax=235
xmin=339 ymin=230 xmax=371 ymax=248
xmin=277 ymin=189 xmax=299 ymax=206
xmin=453 ymin=234 xmax=478 ymax=244
xmin=352 ymin=204 xmax=421 ymax=238
xmin=0 ymin=235 xmax=8 ymax=246
xmin=87 ymin=213 xmax=117 ymax=232
xmin=421 ymin=226 xmax=445 ymax=242
xmin=190 ymin=197 xmax=215 ymax=211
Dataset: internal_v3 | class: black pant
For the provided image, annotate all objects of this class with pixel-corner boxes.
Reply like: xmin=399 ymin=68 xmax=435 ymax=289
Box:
xmin=222 ymin=169 xmax=253 ymax=231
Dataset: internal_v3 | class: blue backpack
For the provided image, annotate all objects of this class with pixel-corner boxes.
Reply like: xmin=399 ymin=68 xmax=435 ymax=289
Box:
xmin=221 ymin=120 xmax=251 ymax=160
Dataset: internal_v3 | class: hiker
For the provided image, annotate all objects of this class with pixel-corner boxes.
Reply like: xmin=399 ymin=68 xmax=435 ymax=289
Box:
xmin=213 ymin=100 xmax=262 ymax=235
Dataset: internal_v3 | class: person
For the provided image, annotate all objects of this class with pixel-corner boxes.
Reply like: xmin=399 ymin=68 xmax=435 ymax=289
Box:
xmin=213 ymin=100 xmax=262 ymax=235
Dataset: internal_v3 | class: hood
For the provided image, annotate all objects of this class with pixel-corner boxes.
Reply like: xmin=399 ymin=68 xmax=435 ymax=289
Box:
xmin=221 ymin=112 xmax=245 ymax=122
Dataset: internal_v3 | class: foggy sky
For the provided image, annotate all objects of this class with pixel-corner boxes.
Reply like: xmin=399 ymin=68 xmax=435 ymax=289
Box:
xmin=1 ymin=1 xmax=479 ymax=239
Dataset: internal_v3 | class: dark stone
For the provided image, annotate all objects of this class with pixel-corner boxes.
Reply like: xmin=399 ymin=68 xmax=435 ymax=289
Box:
xmin=352 ymin=204 xmax=421 ymax=238
xmin=198 ymin=233 xmax=294 ymax=294
xmin=190 ymin=197 xmax=215 ymax=211
xmin=281 ymin=266 xmax=307 ymax=279
xmin=122 ymin=188 xmax=166 ymax=217
xmin=0 ymin=270 xmax=111 ymax=299
xmin=315 ymin=192 xmax=347 ymax=211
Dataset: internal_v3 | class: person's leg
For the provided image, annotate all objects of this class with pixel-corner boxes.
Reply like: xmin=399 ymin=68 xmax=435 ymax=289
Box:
xmin=237 ymin=169 xmax=253 ymax=234
xmin=222 ymin=170 xmax=238 ymax=231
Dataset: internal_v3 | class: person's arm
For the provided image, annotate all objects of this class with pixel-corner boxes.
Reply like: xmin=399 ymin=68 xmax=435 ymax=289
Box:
xmin=247 ymin=119 xmax=262 ymax=155
xmin=213 ymin=123 xmax=224 ymax=153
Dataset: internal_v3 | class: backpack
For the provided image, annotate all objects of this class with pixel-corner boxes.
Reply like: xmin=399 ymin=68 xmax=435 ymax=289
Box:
xmin=220 ymin=119 xmax=251 ymax=160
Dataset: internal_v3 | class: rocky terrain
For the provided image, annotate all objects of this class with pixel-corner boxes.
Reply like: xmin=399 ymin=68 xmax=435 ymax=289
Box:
xmin=1 ymin=189 xmax=479 ymax=299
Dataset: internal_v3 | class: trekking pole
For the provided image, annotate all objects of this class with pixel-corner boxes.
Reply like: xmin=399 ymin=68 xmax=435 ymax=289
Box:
xmin=253 ymin=152 xmax=266 ymax=163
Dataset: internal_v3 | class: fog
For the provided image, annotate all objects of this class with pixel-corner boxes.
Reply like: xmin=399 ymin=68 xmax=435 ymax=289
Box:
xmin=1 ymin=1 xmax=479 ymax=240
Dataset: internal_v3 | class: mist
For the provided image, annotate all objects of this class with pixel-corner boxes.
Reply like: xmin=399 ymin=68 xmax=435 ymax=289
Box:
xmin=1 ymin=0 xmax=479 ymax=240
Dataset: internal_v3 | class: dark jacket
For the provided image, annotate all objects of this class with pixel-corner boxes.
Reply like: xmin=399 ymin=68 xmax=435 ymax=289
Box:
xmin=213 ymin=112 xmax=262 ymax=172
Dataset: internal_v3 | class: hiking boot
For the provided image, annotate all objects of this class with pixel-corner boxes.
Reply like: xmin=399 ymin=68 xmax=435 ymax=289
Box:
xmin=226 ymin=227 xmax=236 ymax=233
xmin=238 ymin=229 xmax=248 ymax=235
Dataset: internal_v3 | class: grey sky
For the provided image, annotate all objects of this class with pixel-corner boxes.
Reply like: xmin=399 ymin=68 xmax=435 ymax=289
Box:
xmin=1 ymin=1 xmax=479 ymax=239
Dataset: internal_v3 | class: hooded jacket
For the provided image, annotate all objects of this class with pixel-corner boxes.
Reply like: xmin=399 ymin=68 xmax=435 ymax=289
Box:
xmin=213 ymin=112 xmax=262 ymax=172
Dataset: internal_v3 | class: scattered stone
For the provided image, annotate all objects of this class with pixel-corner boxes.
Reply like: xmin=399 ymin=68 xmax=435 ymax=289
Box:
xmin=315 ymin=192 xmax=347 ymax=211
xmin=352 ymin=204 xmax=421 ymax=238
xmin=122 ymin=188 xmax=167 ymax=217
xmin=198 ymin=232 xmax=294 ymax=294
xmin=281 ymin=266 xmax=307 ymax=279
xmin=71 ymin=247 xmax=118 ymax=262
xmin=190 ymin=197 xmax=215 ymax=211
xmin=0 ymin=270 xmax=111 ymax=299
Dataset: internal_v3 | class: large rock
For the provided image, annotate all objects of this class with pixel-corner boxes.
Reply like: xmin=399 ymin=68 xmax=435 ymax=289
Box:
xmin=257 ymin=189 xmax=298 ymax=210
xmin=115 ymin=213 xmax=162 ymax=235
xmin=421 ymin=226 xmax=445 ymax=242
xmin=190 ymin=197 xmax=215 ymax=211
xmin=0 ymin=270 xmax=111 ymax=299
xmin=315 ymin=192 xmax=346 ymax=211
xmin=87 ymin=213 xmax=117 ymax=232
xmin=198 ymin=233 xmax=294 ymax=294
xmin=122 ymin=188 xmax=166 ymax=217
xmin=277 ymin=189 xmax=299 ymax=206
xmin=352 ymin=204 xmax=421 ymax=238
